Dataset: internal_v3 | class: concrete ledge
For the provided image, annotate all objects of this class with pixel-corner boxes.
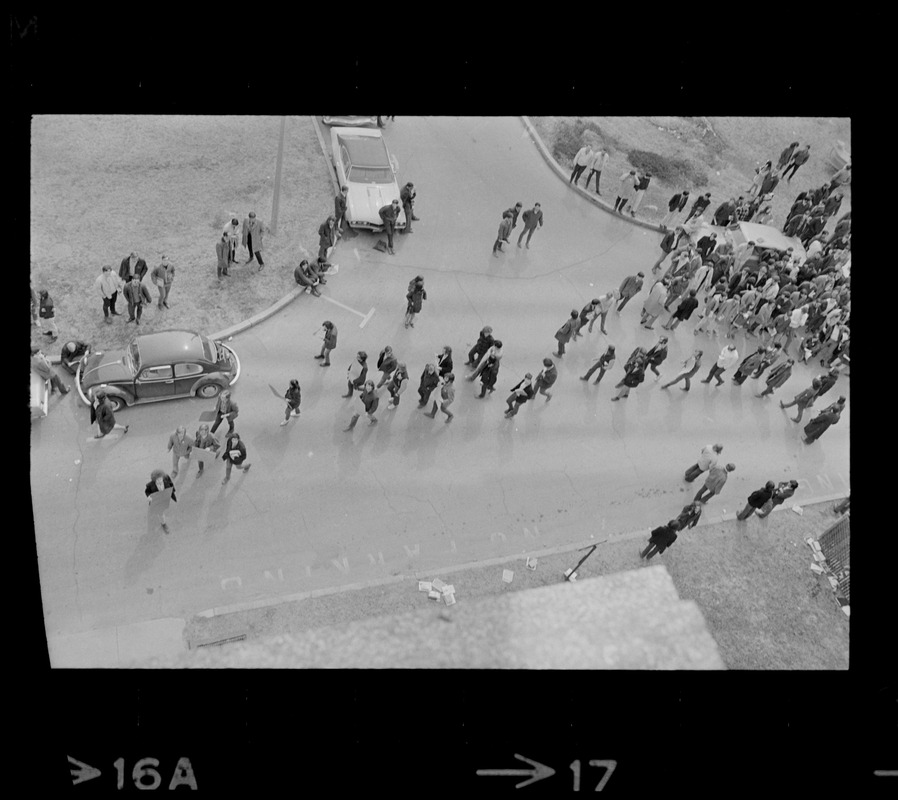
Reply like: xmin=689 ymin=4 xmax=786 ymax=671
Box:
xmin=520 ymin=116 xmax=667 ymax=234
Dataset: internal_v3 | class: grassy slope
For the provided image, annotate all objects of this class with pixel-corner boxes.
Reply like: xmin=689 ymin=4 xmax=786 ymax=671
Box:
xmin=530 ymin=116 xmax=851 ymax=231
xmin=30 ymin=115 xmax=336 ymax=352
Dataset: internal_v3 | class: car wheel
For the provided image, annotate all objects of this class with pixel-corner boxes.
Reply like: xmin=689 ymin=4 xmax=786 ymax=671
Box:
xmin=197 ymin=383 xmax=223 ymax=399
xmin=107 ymin=395 xmax=126 ymax=412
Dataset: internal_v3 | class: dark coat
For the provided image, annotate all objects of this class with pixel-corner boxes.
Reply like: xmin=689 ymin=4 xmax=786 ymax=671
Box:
xmin=509 ymin=377 xmax=535 ymax=405
xmin=555 ymin=318 xmax=577 ymax=344
xmin=504 ymin=206 xmax=521 ymax=227
xmin=215 ymin=395 xmax=239 ymax=420
xmin=216 ymin=239 xmax=229 ymax=269
xmin=361 ymin=388 xmax=379 ymax=414
xmin=649 ymin=524 xmax=678 ymax=552
xmin=521 ymin=207 xmax=544 ymax=230
xmin=406 ymin=285 xmax=426 ymax=313
xmin=349 ymin=360 xmax=368 ymax=389
xmin=696 ymin=236 xmax=716 ymax=259
xmin=497 ymin=216 xmax=513 ymax=240
xmin=39 ymin=293 xmax=55 ymax=319
xmin=323 ymin=325 xmax=338 ymax=350
xmin=816 ymin=372 xmax=838 ymax=397
xmin=660 ymin=229 xmax=678 ymax=253
xmin=622 ymin=366 xmax=645 ymax=388
xmin=480 ymin=355 xmax=500 ymax=388
xmin=668 ymin=192 xmax=687 ymax=212
xmin=285 ymin=385 xmax=302 ymax=410
xmin=335 ymin=193 xmax=347 ymax=218
xmin=759 ymin=173 xmax=780 ymax=196
xmin=400 ymin=185 xmax=416 ymax=209
xmin=194 ymin=431 xmax=220 ymax=452
xmin=690 ymin=196 xmax=711 ymax=215
xmin=91 ymin=399 xmax=117 ymax=435
xmin=437 ymin=352 xmax=453 ymax=378
xmin=747 ymin=486 xmax=774 ymax=509
xmin=673 ymin=296 xmax=699 ymax=320
xmin=675 ymin=505 xmax=702 ymax=530
xmin=535 ymin=365 xmax=558 ymax=389
xmin=241 ymin=216 xmax=264 ymax=251
xmin=645 ymin=344 xmax=668 ymax=367
xmin=222 ymin=437 xmax=247 ymax=465
xmin=804 ymin=410 xmax=840 ymax=442
xmin=619 ymin=274 xmax=644 ymax=298
xmin=379 ymin=203 xmax=399 ymax=230
xmin=377 ymin=350 xmax=398 ymax=375
xmin=119 ymin=256 xmax=148 ymax=282
xmin=418 ymin=369 xmax=440 ymax=395
xmin=713 ymin=202 xmax=735 ymax=226
xmin=145 ymin=476 xmax=177 ymax=502
xmin=318 ymin=221 xmax=336 ymax=248
xmin=123 ymin=281 xmax=153 ymax=306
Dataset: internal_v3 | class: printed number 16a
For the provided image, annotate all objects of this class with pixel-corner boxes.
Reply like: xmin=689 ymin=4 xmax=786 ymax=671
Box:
xmin=113 ymin=757 xmax=197 ymax=790
xmin=570 ymin=760 xmax=616 ymax=791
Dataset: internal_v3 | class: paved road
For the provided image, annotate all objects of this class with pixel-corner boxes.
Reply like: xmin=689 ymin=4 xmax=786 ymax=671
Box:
xmin=31 ymin=116 xmax=849 ymax=650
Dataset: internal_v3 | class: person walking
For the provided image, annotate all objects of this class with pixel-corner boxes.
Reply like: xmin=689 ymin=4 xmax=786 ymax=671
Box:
xmin=639 ymin=520 xmax=679 ymax=561
xmin=436 ymin=346 xmax=453 ymax=378
xmin=580 ymin=344 xmax=616 ymax=385
xmin=425 ymin=373 xmax=455 ymax=422
xmin=38 ymin=289 xmax=59 ymax=341
xmin=684 ymin=443 xmax=723 ymax=483
xmin=652 ymin=227 xmax=683 ymax=273
xmin=660 ymin=349 xmax=702 ymax=391
xmin=210 ymin=389 xmax=239 ymax=436
xmin=471 ymin=342 xmax=502 ymax=398
xmin=31 ymin=345 xmax=70 ymax=395
xmin=748 ymin=161 xmax=773 ymax=198
xmin=89 ymin=390 xmax=128 ymax=438
xmin=335 ymin=185 xmax=349 ymax=234
xmin=533 ymin=358 xmax=558 ymax=401
xmin=617 ymin=272 xmax=645 ymax=311
xmin=629 ymin=171 xmax=652 ymax=217
xmin=732 ymin=346 xmax=768 ymax=385
xmin=644 ymin=337 xmax=669 ymax=378
xmin=404 ymin=276 xmax=427 ymax=328
xmin=695 ymin=232 xmax=718 ymax=262
xmin=779 ymin=378 xmax=821 ymax=422
xmin=378 ymin=199 xmax=401 ymax=254
xmin=661 ymin=190 xmax=690 ymax=228
xmin=611 ymin=354 xmax=646 ymax=401
xmin=756 ymin=358 xmax=794 ymax=398
xmin=342 ymin=351 xmax=369 ymax=399
xmin=803 ymin=397 xmax=845 ymax=444
xmin=505 ymin=373 xmax=535 ymax=417
xmin=315 ymin=321 xmax=338 ymax=366
xmin=123 ymin=275 xmax=153 ymax=325
xmin=712 ymin=197 xmax=737 ymax=227
xmin=702 ymin=344 xmax=739 ymax=386
xmin=318 ymin=215 xmax=338 ymax=261
xmin=493 ymin=211 xmax=514 ymax=256
xmin=517 ymin=203 xmax=544 ymax=249
xmin=569 ymin=144 xmax=593 ymax=185
xmin=663 ymin=289 xmax=699 ymax=331
xmin=554 ymin=310 xmax=579 ymax=357
xmin=466 ymin=326 xmax=494 ymax=370
xmin=684 ymin=192 xmax=712 ymax=223
xmin=95 ymin=265 xmax=123 ymax=323
xmin=583 ymin=148 xmax=608 ymax=194
xmin=776 ymin=142 xmax=799 ymax=173
xmin=386 ymin=362 xmax=410 ymax=409
xmin=614 ymin=170 xmax=637 ymax=214
xmin=641 ymin=279 xmax=668 ymax=330
xmin=193 ymin=423 xmax=220 ymax=476
xmin=242 ymin=211 xmax=265 ymax=269
xmin=216 ymin=231 xmax=230 ymax=280
xmin=119 ymin=251 xmax=148 ymax=283
xmin=417 ymin=363 xmax=440 ymax=408
xmin=736 ymin=481 xmax=776 ymax=521
xmin=675 ymin=502 xmax=702 ymax=531
xmin=751 ymin=342 xmax=785 ymax=379
xmin=150 ymin=255 xmax=175 ymax=309
xmin=280 ymin=379 xmax=302 ymax=426
xmin=693 ymin=462 xmax=736 ymax=504
xmin=167 ymin=425 xmax=193 ymax=478
xmin=344 ymin=380 xmax=380 ymax=430
xmin=573 ymin=299 xmax=601 ymax=341
xmin=400 ymin=182 xmax=418 ymax=233
xmin=756 ymin=480 xmax=799 ymax=518
xmin=782 ymin=144 xmax=810 ymax=181
xmin=376 ymin=346 xmax=398 ymax=387
xmin=221 ymin=432 xmax=252 ymax=483
xmin=815 ymin=366 xmax=841 ymax=399
xmin=145 ymin=469 xmax=176 ymax=534
xmin=59 ymin=340 xmax=90 ymax=374
xmin=828 ymin=164 xmax=851 ymax=196
xmin=590 ymin=292 xmax=617 ymax=335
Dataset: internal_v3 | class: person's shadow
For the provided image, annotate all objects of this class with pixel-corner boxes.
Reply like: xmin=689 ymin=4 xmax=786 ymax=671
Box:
xmin=124 ymin=512 xmax=166 ymax=585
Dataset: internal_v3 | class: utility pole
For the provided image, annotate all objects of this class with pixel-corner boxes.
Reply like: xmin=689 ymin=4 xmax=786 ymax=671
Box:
xmin=270 ymin=116 xmax=287 ymax=235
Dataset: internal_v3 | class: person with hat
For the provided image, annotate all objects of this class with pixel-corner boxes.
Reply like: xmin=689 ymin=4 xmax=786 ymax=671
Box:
xmin=404 ymin=276 xmax=426 ymax=328
xmin=123 ymin=274 xmax=153 ymax=325
xmin=210 ymin=389 xmax=239 ymax=436
xmin=315 ymin=321 xmax=337 ymax=366
xmin=617 ymin=272 xmax=645 ymax=311
xmin=216 ymin=231 xmax=230 ymax=280
xmin=31 ymin=345 xmax=69 ymax=395
xmin=224 ymin=216 xmax=241 ymax=266
xmin=90 ymin=389 xmax=128 ymax=438
xmin=220 ymin=431 xmax=252 ymax=484
xmin=693 ymin=462 xmax=736 ymax=504
xmin=400 ymin=182 xmax=418 ymax=233
xmin=661 ymin=190 xmax=690 ymax=229
xmin=145 ymin=469 xmax=176 ymax=534
xmin=378 ymin=199 xmax=401 ymax=254
xmin=59 ymin=340 xmax=90 ymax=374
xmin=343 ymin=351 xmax=369 ymax=399
xmin=736 ymin=481 xmax=776 ymax=521
xmin=660 ymin=349 xmax=703 ymax=391
xmin=280 ymin=379 xmax=302 ymax=426
xmin=318 ymin=215 xmax=338 ymax=261
xmin=94 ymin=265 xmax=123 ymax=323
xmin=241 ymin=210 xmax=265 ymax=269
xmin=517 ymin=203 xmax=544 ymax=249
xmin=639 ymin=519 xmax=679 ymax=561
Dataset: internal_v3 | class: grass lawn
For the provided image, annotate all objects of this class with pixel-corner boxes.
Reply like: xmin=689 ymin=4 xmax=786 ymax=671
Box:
xmin=30 ymin=115 xmax=336 ymax=353
xmin=530 ymin=116 xmax=851 ymax=234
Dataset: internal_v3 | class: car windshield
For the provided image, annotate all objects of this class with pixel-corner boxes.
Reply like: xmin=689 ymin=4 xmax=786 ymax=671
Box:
xmin=127 ymin=341 xmax=140 ymax=372
xmin=348 ymin=165 xmax=394 ymax=184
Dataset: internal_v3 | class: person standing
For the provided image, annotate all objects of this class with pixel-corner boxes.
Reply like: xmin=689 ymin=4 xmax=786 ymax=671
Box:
xmin=150 ymin=255 xmax=175 ymax=309
xmin=315 ymin=320 xmax=337 ymax=366
xmin=611 ymin=354 xmax=646 ymax=401
xmin=221 ymin=431 xmax=252 ymax=483
xmin=828 ymin=164 xmax=851 ymax=196
xmin=386 ymin=362 xmax=410 ymax=409
xmin=554 ymin=310 xmax=579 ymax=357
xmin=38 ymin=289 xmax=59 ymax=341
xmin=31 ymin=345 xmax=70 ymax=395
xmin=702 ymin=344 xmax=739 ymax=386
xmin=216 ymin=231 xmax=230 ymax=280
xmin=694 ymin=462 xmax=736 ymax=504
xmin=748 ymin=161 xmax=773 ymax=198
xmin=684 ymin=443 xmax=723 ymax=483
xmin=344 ymin=380 xmax=380 ymax=430
xmin=614 ymin=170 xmax=637 ymax=214
xmin=641 ymin=278 xmax=668 ymax=330
xmin=712 ymin=197 xmax=737 ymax=227
xmin=589 ymin=292 xmax=616 ymax=335
xmin=119 ymin=251 xmax=148 ymax=283
xmin=378 ymin=199 xmax=401 ymax=255
xmin=280 ymin=379 xmax=302 ymax=426
xmin=639 ymin=520 xmax=679 ymax=561
xmin=242 ymin=211 xmax=265 ymax=269
xmin=643 ymin=336 xmax=669 ymax=378
xmin=471 ymin=341 xmax=502 ymax=398
xmin=417 ymin=363 xmax=440 ymax=408
xmin=425 ymin=373 xmax=455 ymax=422
xmin=660 ymin=349 xmax=703 ymax=391
xmin=580 ymin=344 xmax=616 ymax=385
xmin=89 ymin=390 xmax=129 ymax=438
xmin=167 ymin=425 xmax=193 ymax=478
xmin=193 ymin=423 xmax=220 ymax=476
xmin=782 ymin=144 xmax=811 ymax=181
xmin=224 ymin=217 xmax=241 ymax=266
xmin=517 ymin=203 xmax=544 ymax=249
xmin=122 ymin=275 xmax=153 ymax=325
xmin=617 ymin=272 xmax=645 ymax=311
xmin=756 ymin=480 xmax=799 ymax=518
xmin=756 ymin=358 xmax=794 ymax=398
xmin=31 ymin=285 xmax=41 ymax=330
xmin=629 ymin=171 xmax=652 ymax=217
xmin=584 ymin=148 xmax=608 ymax=193
xmin=663 ymin=289 xmax=699 ymax=331
xmin=695 ymin=232 xmax=718 ymax=261
xmin=505 ymin=373 xmax=535 ymax=417
xmin=466 ymin=326 xmax=494 ymax=369
xmin=776 ymin=142 xmax=799 ymax=173
xmin=684 ymin=192 xmax=712 ymax=223
xmin=504 ymin=202 xmax=523 ymax=229
xmin=803 ymin=397 xmax=845 ymax=444
xmin=318 ymin=215 xmax=338 ymax=261
xmin=343 ymin=351 xmax=369 ymax=398
xmin=533 ymin=358 xmax=558 ymax=401
xmin=95 ymin=265 xmax=122 ymax=323
xmin=404 ymin=276 xmax=427 ymax=328
xmin=661 ymin=190 xmax=690 ymax=229
xmin=493 ymin=211 xmax=514 ymax=256
xmin=376 ymin=345 xmax=398 ymax=387
xmin=569 ymin=144 xmax=593 ymax=185
xmin=779 ymin=378 xmax=821 ymax=423
xmin=758 ymin=170 xmax=780 ymax=199
xmin=145 ymin=469 xmax=177 ymax=534
xmin=736 ymin=481 xmax=776 ymax=520
xmin=335 ymin=186 xmax=349 ymax=233
xmin=400 ymin=182 xmax=418 ymax=233
xmin=210 ymin=389 xmax=239 ymax=436
xmin=436 ymin=346 xmax=453 ymax=378
xmin=59 ymin=340 xmax=90 ymax=374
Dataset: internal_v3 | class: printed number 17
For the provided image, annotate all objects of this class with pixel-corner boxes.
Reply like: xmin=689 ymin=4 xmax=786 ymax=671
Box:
xmin=570 ymin=760 xmax=617 ymax=791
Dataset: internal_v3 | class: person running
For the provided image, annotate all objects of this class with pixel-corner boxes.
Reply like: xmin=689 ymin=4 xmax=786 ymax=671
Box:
xmin=660 ymin=349 xmax=703 ymax=391
xmin=221 ymin=432 xmax=252 ymax=484
xmin=693 ymin=463 xmax=736 ymax=504
xmin=580 ymin=344 xmax=616 ymax=385
xmin=424 ymin=373 xmax=455 ymax=422
xmin=344 ymin=380 xmax=380 ymax=430
xmin=280 ymin=379 xmax=302 ymax=426
xmin=145 ymin=469 xmax=177 ymax=534
xmin=639 ymin=520 xmax=679 ymax=561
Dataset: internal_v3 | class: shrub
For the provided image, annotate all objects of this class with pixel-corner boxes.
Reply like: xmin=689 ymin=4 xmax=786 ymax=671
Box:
xmin=551 ymin=118 xmax=606 ymax=166
xmin=627 ymin=149 xmax=708 ymax=188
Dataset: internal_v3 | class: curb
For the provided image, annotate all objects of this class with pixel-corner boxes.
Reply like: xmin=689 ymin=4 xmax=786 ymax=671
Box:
xmin=193 ymin=491 xmax=848 ymax=619
xmin=520 ymin=116 xmax=667 ymax=235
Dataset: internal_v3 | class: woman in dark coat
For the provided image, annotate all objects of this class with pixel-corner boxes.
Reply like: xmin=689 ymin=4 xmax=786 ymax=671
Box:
xmin=436 ymin=346 xmax=453 ymax=378
xmin=221 ymin=432 xmax=252 ymax=484
xmin=639 ymin=520 xmax=679 ymax=561
xmin=404 ymin=277 xmax=426 ymax=328
xmin=756 ymin=358 xmax=794 ymax=398
xmin=611 ymin=359 xmax=646 ymax=400
xmin=145 ymin=469 xmax=177 ymax=534
xmin=376 ymin=346 xmax=398 ymax=387
xmin=90 ymin=390 xmax=129 ymax=438
xmin=345 ymin=380 xmax=380 ymax=430
xmin=554 ymin=310 xmax=579 ymax=357
xmin=280 ymin=379 xmax=302 ymax=426
xmin=417 ymin=363 xmax=440 ymax=407
xmin=803 ymin=398 xmax=845 ymax=444
xmin=386 ymin=363 xmax=409 ymax=409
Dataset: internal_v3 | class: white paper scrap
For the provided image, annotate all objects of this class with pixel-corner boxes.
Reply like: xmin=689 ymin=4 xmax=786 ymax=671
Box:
xmin=443 ymin=593 xmax=456 ymax=606
xmin=418 ymin=581 xmax=432 ymax=593
xmin=526 ymin=557 xmax=538 ymax=571
xmin=431 ymin=578 xmax=446 ymax=591
xmin=792 ymin=505 xmax=803 ymax=516
xmin=440 ymin=584 xmax=455 ymax=596
xmin=427 ymin=590 xmax=441 ymax=600
xmin=502 ymin=569 xmax=514 ymax=583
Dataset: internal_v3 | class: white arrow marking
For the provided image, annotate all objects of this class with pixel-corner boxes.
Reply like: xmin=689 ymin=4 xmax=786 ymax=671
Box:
xmin=874 ymin=770 xmax=898 ymax=776
xmin=353 ymin=248 xmax=361 ymax=261
xmin=360 ymin=307 xmax=376 ymax=328
xmin=320 ymin=295 xmax=367 ymax=318
xmin=477 ymin=754 xmax=555 ymax=789
xmin=69 ymin=756 xmax=102 ymax=785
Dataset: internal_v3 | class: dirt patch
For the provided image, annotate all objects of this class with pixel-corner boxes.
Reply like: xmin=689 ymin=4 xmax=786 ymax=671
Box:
xmin=30 ymin=115 xmax=336 ymax=353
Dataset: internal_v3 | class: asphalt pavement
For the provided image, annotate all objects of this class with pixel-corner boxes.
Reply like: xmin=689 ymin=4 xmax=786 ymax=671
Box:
xmin=30 ymin=117 xmax=849 ymax=665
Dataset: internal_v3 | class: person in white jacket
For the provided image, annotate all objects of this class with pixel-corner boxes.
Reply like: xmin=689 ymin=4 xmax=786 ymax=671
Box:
xmin=94 ymin=265 xmax=123 ymax=323
xmin=584 ymin=148 xmax=609 ymax=194
xmin=701 ymin=344 xmax=739 ymax=386
xmin=569 ymin=145 xmax=593 ymax=186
